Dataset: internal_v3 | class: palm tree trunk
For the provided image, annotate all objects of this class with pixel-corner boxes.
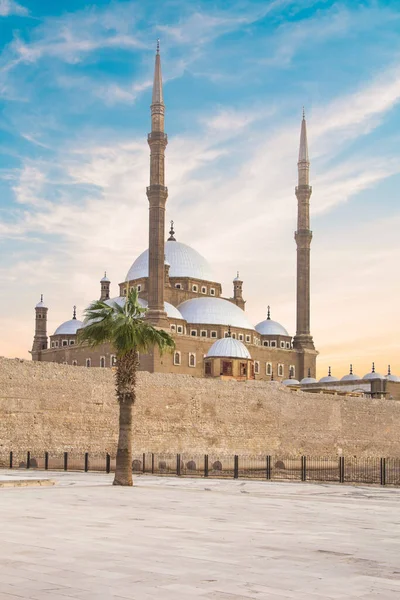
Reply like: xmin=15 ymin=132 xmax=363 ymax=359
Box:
xmin=113 ymin=350 xmax=137 ymax=486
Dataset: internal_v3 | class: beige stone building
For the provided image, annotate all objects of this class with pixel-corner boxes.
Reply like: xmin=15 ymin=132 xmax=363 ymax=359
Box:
xmin=31 ymin=44 xmax=319 ymax=382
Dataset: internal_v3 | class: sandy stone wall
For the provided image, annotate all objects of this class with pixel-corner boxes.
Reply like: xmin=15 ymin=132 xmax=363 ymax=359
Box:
xmin=1 ymin=357 xmax=400 ymax=458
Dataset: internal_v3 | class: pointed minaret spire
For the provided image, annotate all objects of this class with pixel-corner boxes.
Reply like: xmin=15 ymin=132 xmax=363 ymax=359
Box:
xmin=73 ymin=306 xmax=77 ymax=320
xmin=152 ymin=40 xmax=164 ymax=105
xmin=293 ymin=108 xmax=315 ymax=365
xmin=298 ymin=108 xmax=309 ymax=184
xmin=146 ymin=42 xmax=169 ymax=325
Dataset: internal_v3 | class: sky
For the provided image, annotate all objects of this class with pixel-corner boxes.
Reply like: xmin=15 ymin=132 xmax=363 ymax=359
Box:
xmin=0 ymin=0 xmax=399 ymax=378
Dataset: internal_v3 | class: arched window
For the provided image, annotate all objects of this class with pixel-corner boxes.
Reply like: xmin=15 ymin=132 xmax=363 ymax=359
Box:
xmin=174 ymin=351 xmax=181 ymax=366
xmin=189 ymin=353 xmax=196 ymax=367
xmin=100 ymin=356 xmax=106 ymax=368
xmin=86 ymin=358 xmax=91 ymax=368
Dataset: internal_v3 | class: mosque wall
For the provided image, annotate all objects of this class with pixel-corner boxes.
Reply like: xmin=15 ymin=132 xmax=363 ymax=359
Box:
xmin=1 ymin=357 xmax=400 ymax=459
xmin=37 ymin=334 xmax=314 ymax=380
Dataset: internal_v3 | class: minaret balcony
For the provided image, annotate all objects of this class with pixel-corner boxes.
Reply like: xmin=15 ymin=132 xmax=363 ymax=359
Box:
xmin=146 ymin=185 xmax=168 ymax=194
xmin=295 ymin=185 xmax=312 ymax=193
xmin=148 ymin=132 xmax=168 ymax=143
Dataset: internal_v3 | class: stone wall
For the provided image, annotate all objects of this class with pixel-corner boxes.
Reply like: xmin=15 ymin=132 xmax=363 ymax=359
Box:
xmin=1 ymin=357 xmax=400 ymax=458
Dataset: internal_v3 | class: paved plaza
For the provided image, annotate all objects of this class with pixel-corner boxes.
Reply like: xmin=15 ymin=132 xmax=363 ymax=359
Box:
xmin=0 ymin=472 xmax=399 ymax=599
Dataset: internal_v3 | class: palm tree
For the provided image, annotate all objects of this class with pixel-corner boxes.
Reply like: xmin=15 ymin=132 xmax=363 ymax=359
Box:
xmin=79 ymin=289 xmax=175 ymax=486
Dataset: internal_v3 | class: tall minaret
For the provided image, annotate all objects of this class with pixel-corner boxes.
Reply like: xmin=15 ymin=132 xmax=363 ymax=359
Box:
xmin=293 ymin=110 xmax=314 ymax=351
xmin=146 ymin=41 xmax=169 ymax=326
xmin=31 ymin=295 xmax=48 ymax=361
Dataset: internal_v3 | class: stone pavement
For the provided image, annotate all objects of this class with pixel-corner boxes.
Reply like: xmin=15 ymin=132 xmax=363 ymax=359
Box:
xmin=0 ymin=472 xmax=399 ymax=599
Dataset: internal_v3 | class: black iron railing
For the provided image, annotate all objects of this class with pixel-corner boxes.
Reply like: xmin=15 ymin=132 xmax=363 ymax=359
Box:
xmin=1 ymin=451 xmax=399 ymax=486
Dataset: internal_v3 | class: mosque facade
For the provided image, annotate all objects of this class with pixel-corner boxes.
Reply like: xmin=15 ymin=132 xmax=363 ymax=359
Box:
xmin=31 ymin=45 xmax=323 ymax=383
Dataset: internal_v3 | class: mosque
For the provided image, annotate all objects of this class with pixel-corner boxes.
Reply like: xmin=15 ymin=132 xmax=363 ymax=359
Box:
xmin=30 ymin=45 xmax=399 ymax=391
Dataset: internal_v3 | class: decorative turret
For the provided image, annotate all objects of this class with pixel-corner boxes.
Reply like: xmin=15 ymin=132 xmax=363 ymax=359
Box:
xmin=232 ymin=272 xmax=245 ymax=310
xmin=146 ymin=40 xmax=169 ymax=326
xmin=293 ymin=109 xmax=315 ymax=359
xmin=31 ymin=294 xmax=48 ymax=361
xmin=100 ymin=272 xmax=110 ymax=301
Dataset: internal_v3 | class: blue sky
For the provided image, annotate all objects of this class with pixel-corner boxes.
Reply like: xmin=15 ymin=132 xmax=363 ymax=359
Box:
xmin=1 ymin=0 xmax=400 ymax=376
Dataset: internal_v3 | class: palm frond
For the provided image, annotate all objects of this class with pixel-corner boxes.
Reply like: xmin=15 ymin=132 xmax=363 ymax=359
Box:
xmin=78 ymin=288 xmax=175 ymax=356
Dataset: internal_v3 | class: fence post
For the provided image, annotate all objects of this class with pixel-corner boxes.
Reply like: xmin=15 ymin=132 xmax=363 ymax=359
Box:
xmin=177 ymin=454 xmax=181 ymax=476
xmin=9 ymin=451 xmax=13 ymax=469
xmin=151 ymin=453 xmax=154 ymax=474
xmin=380 ymin=458 xmax=386 ymax=486
xmin=266 ymin=455 xmax=271 ymax=480
xmin=339 ymin=456 xmax=345 ymax=483
xmin=142 ymin=453 xmax=146 ymax=474
xmin=45 ymin=452 xmax=49 ymax=470
xmin=301 ymin=456 xmax=306 ymax=481
xmin=106 ymin=454 xmax=111 ymax=474
xmin=204 ymin=454 xmax=209 ymax=478
xmin=27 ymin=451 xmax=31 ymax=469
xmin=84 ymin=452 xmax=89 ymax=473
xmin=63 ymin=452 xmax=68 ymax=471
xmin=234 ymin=455 xmax=239 ymax=479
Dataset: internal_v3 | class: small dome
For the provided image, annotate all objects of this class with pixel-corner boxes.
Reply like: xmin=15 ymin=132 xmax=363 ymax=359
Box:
xmin=385 ymin=366 xmax=400 ymax=382
xmin=255 ymin=307 xmax=289 ymax=337
xmin=101 ymin=272 xmax=110 ymax=283
xmin=54 ymin=319 xmax=84 ymax=336
xmin=386 ymin=373 xmax=400 ymax=382
xmin=206 ymin=337 xmax=251 ymax=360
xmin=319 ymin=367 xmax=339 ymax=383
xmin=282 ymin=378 xmax=300 ymax=386
xmin=126 ymin=240 xmax=213 ymax=281
xmin=233 ymin=272 xmax=242 ymax=282
xmin=178 ymin=297 xmax=254 ymax=330
xmin=363 ymin=363 xmax=383 ymax=380
xmin=341 ymin=364 xmax=360 ymax=381
xmin=35 ymin=295 xmax=47 ymax=309
xmin=300 ymin=376 xmax=317 ymax=384
xmin=105 ymin=296 xmax=183 ymax=321
xmin=319 ymin=375 xmax=339 ymax=383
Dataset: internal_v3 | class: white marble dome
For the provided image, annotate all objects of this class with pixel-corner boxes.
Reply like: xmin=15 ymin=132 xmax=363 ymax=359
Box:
xmin=319 ymin=369 xmax=339 ymax=383
xmin=300 ymin=376 xmax=317 ymax=384
xmin=363 ymin=364 xmax=383 ymax=380
xmin=106 ymin=296 xmax=183 ymax=320
xmin=341 ymin=371 xmax=361 ymax=381
xmin=283 ymin=378 xmax=300 ymax=386
xmin=54 ymin=318 xmax=84 ymax=336
xmin=126 ymin=240 xmax=213 ymax=282
xmin=178 ymin=297 xmax=255 ymax=330
xmin=206 ymin=337 xmax=251 ymax=360
xmin=255 ymin=309 xmax=289 ymax=337
xmin=386 ymin=367 xmax=400 ymax=382
xmin=386 ymin=373 xmax=400 ymax=382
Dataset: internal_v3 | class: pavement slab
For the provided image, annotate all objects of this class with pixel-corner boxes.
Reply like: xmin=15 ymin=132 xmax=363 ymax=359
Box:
xmin=0 ymin=471 xmax=399 ymax=599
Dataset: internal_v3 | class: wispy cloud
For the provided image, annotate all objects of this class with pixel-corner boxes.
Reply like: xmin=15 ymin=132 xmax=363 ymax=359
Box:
xmin=0 ymin=0 xmax=27 ymax=17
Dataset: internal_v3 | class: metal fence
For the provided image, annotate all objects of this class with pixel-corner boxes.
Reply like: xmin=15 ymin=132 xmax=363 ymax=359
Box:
xmin=1 ymin=451 xmax=400 ymax=486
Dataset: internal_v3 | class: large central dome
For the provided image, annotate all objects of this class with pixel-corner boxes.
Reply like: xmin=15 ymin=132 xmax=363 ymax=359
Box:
xmin=126 ymin=240 xmax=214 ymax=282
